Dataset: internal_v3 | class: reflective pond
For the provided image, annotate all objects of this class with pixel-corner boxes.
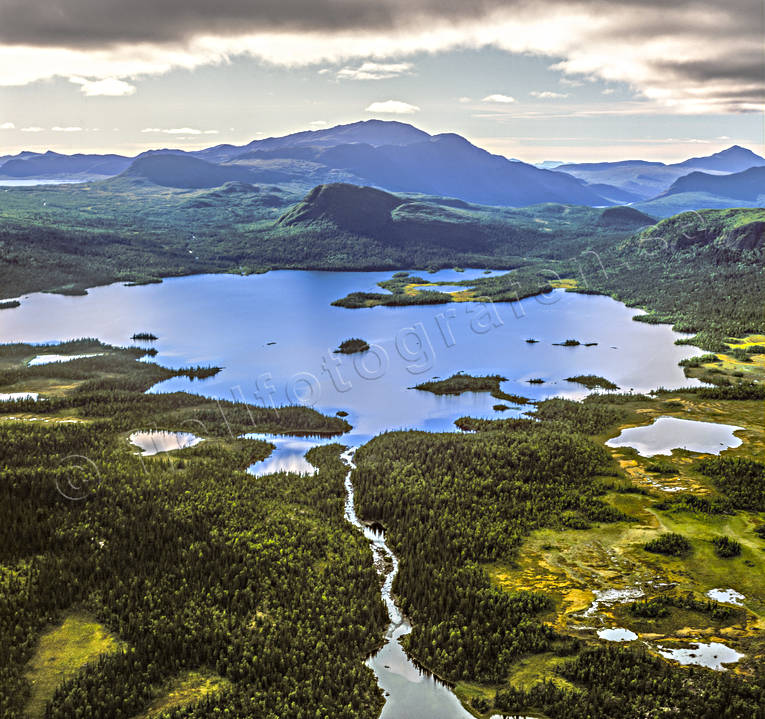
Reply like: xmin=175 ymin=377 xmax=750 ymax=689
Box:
xmin=606 ymin=416 xmax=743 ymax=456
xmin=129 ymin=430 xmax=204 ymax=456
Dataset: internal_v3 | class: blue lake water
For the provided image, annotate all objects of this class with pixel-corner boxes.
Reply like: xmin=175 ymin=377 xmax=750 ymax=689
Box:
xmin=243 ymin=432 xmax=336 ymax=475
xmin=0 ymin=269 xmax=703 ymax=445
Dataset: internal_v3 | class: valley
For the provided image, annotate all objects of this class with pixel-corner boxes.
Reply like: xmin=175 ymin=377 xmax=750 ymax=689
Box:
xmin=0 ymin=120 xmax=763 ymax=719
xmin=0 ymin=259 xmax=763 ymax=717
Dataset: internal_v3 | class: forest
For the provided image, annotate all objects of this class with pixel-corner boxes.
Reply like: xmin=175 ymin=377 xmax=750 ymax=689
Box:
xmin=1 ymin=333 xmax=764 ymax=717
xmin=0 ymin=342 xmax=386 ymax=719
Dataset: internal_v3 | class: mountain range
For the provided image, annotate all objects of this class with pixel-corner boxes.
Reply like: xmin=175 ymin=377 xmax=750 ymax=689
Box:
xmin=1 ymin=121 xmax=763 ymax=214
xmin=555 ymin=145 xmax=765 ymax=200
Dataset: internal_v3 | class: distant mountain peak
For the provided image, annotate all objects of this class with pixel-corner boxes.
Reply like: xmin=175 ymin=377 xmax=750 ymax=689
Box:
xmin=244 ymin=119 xmax=430 ymax=152
xmin=718 ymin=144 xmax=753 ymax=154
xmin=673 ymin=144 xmax=765 ymax=171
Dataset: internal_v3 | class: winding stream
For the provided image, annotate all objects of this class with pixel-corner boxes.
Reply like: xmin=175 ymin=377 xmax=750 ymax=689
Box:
xmin=341 ymin=448 xmax=474 ymax=719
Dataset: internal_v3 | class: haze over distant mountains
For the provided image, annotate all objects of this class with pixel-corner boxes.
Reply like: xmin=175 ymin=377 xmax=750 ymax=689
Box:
xmin=555 ymin=145 xmax=765 ymax=200
xmin=1 ymin=120 xmax=763 ymax=214
xmin=662 ymin=166 xmax=765 ymax=202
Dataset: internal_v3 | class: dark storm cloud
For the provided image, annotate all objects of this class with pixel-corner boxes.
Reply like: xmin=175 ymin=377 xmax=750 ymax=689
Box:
xmin=655 ymin=56 xmax=765 ymax=85
xmin=0 ymin=0 xmax=498 ymax=46
xmin=0 ymin=0 xmax=756 ymax=48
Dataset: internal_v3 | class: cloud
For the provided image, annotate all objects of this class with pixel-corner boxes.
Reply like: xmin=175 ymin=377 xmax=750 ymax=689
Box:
xmin=0 ymin=122 xmax=14 ymax=129
xmin=530 ymin=90 xmax=568 ymax=99
xmin=141 ymin=127 xmax=218 ymax=134
xmin=69 ymin=76 xmax=136 ymax=96
xmin=20 ymin=126 xmax=44 ymax=132
xmin=336 ymin=61 xmax=412 ymax=80
xmin=458 ymin=96 xmax=472 ymax=103
xmin=0 ymin=1 xmax=760 ymax=112
xmin=365 ymin=100 xmax=419 ymax=114
xmin=51 ymin=126 xmax=83 ymax=132
xmin=482 ymin=94 xmax=516 ymax=103
xmin=308 ymin=120 xmax=328 ymax=127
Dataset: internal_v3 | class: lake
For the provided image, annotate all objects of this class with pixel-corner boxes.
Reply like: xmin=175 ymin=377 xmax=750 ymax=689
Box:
xmin=0 ymin=269 xmax=702 ymax=444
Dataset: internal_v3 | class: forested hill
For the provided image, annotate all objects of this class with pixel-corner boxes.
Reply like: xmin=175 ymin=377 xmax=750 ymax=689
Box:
xmin=276 ymin=183 xmax=404 ymax=232
xmin=268 ymin=182 xmax=651 ymax=263
xmin=0 ymin=181 xmax=643 ymax=298
xmin=580 ymin=208 xmax=764 ymax=349
xmin=635 ymin=208 xmax=765 ymax=252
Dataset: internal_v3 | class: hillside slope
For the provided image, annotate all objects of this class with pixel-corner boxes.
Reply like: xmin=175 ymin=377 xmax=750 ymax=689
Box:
xmin=661 ymin=166 xmax=765 ymax=201
xmin=119 ymin=154 xmax=293 ymax=188
xmin=582 ymin=208 xmax=765 ymax=347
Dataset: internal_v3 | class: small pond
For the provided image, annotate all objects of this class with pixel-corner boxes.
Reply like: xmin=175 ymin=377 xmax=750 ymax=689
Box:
xmin=129 ymin=430 xmax=203 ymax=456
xmin=28 ymin=353 xmax=102 ymax=366
xmin=598 ymin=627 xmax=638 ymax=642
xmin=657 ymin=641 xmax=744 ymax=671
xmin=606 ymin=416 xmax=743 ymax=456
xmin=0 ymin=392 xmax=39 ymax=401
xmin=583 ymin=588 xmax=643 ymax=617
xmin=244 ymin=433 xmax=338 ymax=476
xmin=707 ymin=588 xmax=745 ymax=606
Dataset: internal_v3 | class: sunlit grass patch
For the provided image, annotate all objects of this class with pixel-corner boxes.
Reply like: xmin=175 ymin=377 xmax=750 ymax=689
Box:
xmin=25 ymin=612 xmax=124 ymax=718
xmin=137 ymin=669 xmax=232 ymax=718
xmin=548 ymin=278 xmax=579 ymax=289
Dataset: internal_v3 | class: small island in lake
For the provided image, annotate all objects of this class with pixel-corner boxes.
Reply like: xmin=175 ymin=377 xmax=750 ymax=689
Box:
xmin=565 ymin=374 xmax=619 ymax=390
xmin=176 ymin=365 xmax=222 ymax=380
xmin=131 ymin=332 xmax=158 ymax=341
xmin=413 ymin=372 xmax=530 ymax=404
xmin=334 ymin=338 xmax=370 ymax=354
xmin=553 ymin=338 xmax=598 ymax=347
xmin=0 ymin=300 xmax=21 ymax=310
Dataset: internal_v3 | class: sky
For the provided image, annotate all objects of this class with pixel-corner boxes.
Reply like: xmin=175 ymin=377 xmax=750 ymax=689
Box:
xmin=0 ymin=0 xmax=763 ymax=163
